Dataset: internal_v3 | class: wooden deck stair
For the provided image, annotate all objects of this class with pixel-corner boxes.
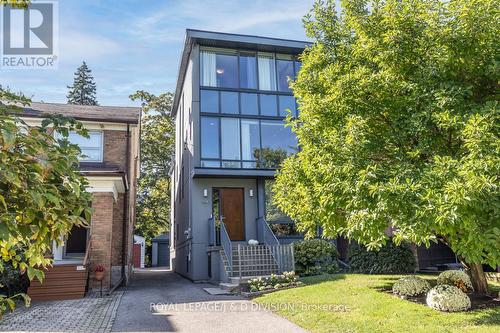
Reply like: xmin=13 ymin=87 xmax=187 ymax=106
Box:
xmin=27 ymin=264 xmax=88 ymax=301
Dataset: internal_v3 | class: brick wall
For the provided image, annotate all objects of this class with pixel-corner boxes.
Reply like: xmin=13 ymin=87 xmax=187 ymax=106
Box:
xmin=89 ymin=192 xmax=114 ymax=291
xmin=87 ymin=126 xmax=139 ymax=290
xmin=103 ymin=130 xmax=127 ymax=170
xmin=111 ymin=193 xmax=124 ymax=266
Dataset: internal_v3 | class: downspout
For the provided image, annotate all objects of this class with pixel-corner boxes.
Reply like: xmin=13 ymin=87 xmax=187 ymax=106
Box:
xmin=115 ymin=124 xmax=130 ymax=292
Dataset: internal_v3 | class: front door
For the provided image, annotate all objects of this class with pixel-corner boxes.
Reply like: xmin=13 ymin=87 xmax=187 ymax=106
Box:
xmin=219 ymin=188 xmax=245 ymax=241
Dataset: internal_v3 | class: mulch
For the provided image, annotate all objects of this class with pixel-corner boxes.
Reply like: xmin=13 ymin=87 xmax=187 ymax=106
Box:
xmin=381 ymin=288 xmax=500 ymax=310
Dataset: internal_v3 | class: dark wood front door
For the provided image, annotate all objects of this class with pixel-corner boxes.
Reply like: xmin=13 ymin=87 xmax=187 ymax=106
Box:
xmin=220 ymin=188 xmax=245 ymax=241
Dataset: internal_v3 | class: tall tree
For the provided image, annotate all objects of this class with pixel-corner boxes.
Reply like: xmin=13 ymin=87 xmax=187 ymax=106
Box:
xmin=67 ymin=61 xmax=98 ymax=106
xmin=129 ymin=91 xmax=175 ymax=246
xmin=274 ymin=0 xmax=499 ymax=294
xmin=0 ymin=87 xmax=93 ymax=316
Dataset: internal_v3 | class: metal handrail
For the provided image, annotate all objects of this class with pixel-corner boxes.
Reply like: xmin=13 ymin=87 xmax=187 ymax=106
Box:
xmin=219 ymin=222 xmax=233 ymax=271
xmin=257 ymin=217 xmax=280 ymax=246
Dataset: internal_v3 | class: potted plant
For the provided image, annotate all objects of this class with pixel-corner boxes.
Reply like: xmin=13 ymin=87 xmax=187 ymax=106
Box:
xmin=93 ymin=264 xmax=105 ymax=281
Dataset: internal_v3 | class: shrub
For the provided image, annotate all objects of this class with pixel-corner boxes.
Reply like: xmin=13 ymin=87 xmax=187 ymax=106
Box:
xmin=0 ymin=264 xmax=29 ymax=297
xmin=248 ymin=271 xmax=303 ymax=292
xmin=294 ymin=239 xmax=339 ymax=276
xmin=348 ymin=242 xmax=416 ymax=274
xmin=436 ymin=270 xmax=473 ymax=293
xmin=426 ymin=285 xmax=471 ymax=312
xmin=392 ymin=276 xmax=431 ymax=297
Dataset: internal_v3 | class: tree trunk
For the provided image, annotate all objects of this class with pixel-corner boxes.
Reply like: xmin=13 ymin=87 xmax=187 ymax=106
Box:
xmin=468 ymin=263 xmax=489 ymax=295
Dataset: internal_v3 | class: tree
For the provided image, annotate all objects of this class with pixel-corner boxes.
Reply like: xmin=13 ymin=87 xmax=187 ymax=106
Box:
xmin=274 ymin=0 xmax=499 ymax=294
xmin=0 ymin=87 xmax=93 ymax=316
xmin=129 ymin=91 xmax=175 ymax=246
xmin=67 ymin=61 xmax=98 ymax=106
xmin=0 ymin=0 xmax=29 ymax=7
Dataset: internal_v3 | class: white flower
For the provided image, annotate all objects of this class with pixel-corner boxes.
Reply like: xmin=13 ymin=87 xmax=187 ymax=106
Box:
xmin=392 ymin=276 xmax=431 ymax=297
xmin=426 ymin=285 xmax=471 ymax=312
xmin=437 ymin=270 xmax=473 ymax=292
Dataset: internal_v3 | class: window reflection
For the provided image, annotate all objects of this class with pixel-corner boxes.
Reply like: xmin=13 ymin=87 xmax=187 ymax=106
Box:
xmin=276 ymin=55 xmax=294 ymax=92
xmin=201 ymin=90 xmax=218 ymax=113
xmin=259 ymin=94 xmax=277 ymax=116
xmin=240 ymin=93 xmax=258 ymax=115
xmin=239 ymin=52 xmax=257 ymax=89
xmin=278 ymin=95 xmax=296 ymax=117
xmin=221 ymin=118 xmax=240 ymax=160
xmin=220 ymin=91 xmax=239 ymax=114
xmin=201 ymin=117 xmax=219 ymax=159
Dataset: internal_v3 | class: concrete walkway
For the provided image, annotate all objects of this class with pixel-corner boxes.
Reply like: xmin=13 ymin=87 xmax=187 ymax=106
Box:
xmin=112 ymin=268 xmax=307 ymax=333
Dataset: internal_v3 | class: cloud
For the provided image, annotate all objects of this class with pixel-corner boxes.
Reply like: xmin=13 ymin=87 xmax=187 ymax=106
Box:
xmin=126 ymin=0 xmax=313 ymax=44
xmin=59 ymin=31 xmax=122 ymax=61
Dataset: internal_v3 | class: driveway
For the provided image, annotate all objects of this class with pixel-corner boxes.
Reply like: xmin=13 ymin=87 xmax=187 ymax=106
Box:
xmin=112 ymin=268 xmax=307 ymax=333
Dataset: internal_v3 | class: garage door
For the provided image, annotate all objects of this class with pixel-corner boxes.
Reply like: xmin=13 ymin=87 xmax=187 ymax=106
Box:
xmin=157 ymin=243 xmax=170 ymax=267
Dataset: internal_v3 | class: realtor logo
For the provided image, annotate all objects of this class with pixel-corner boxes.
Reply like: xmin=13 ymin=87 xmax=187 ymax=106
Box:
xmin=1 ymin=1 xmax=58 ymax=69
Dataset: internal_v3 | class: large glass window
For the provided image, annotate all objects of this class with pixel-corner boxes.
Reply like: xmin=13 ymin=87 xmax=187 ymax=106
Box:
xmin=200 ymin=50 xmax=216 ymax=87
xmin=265 ymin=179 xmax=290 ymax=222
xmin=241 ymin=119 xmax=260 ymax=162
xmin=220 ymin=91 xmax=239 ymax=114
xmin=239 ymin=52 xmax=257 ymax=89
xmin=221 ymin=118 xmax=241 ymax=161
xmin=294 ymin=60 xmax=302 ymax=78
xmin=260 ymin=120 xmax=297 ymax=168
xmin=260 ymin=94 xmax=277 ymax=116
xmin=199 ymin=48 xmax=300 ymax=170
xmin=200 ymin=117 xmax=297 ymax=169
xmin=278 ymin=95 xmax=296 ymax=117
xmin=277 ymin=54 xmax=294 ymax=92
xmin=201 ymin=49 xmax=238 ymax=88
xmin=258 ymin=52 xmax=276 ymax=91
xmin=57 ymin=131 xmax=103 ymax=162
xmin=201 ymin=117 xmax=219 ymax=159
xmin=201 ymin=160 xmax=220 ymax=168
xmin=200 ymin=89 xmax=218 ymax=113
xmin=240 ymin=93 xmax=258 ymax=115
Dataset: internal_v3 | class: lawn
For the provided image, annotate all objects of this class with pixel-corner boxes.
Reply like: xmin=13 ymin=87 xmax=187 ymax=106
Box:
xmin=254 ymin=274 xmax=500 ymax=333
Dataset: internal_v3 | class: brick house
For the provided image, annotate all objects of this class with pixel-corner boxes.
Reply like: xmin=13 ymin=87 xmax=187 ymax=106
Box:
xmin=20 ymin=102 xmax=140 ymax=300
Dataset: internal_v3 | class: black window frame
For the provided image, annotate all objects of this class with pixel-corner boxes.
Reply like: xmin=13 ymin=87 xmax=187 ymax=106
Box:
xmin=199 ymin=46 xmax=302 ymax=170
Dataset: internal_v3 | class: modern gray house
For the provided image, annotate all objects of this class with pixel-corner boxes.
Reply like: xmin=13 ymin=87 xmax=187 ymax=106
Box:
xmin=169 ymin=29 xmax=309 ymax=283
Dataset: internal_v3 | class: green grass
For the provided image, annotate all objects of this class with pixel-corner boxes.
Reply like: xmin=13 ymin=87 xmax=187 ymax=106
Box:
xmin=254 ymin=274 xmax=500 ymax=333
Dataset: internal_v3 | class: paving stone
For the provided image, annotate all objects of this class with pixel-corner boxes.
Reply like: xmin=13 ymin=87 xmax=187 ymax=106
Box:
xmin=0 ymin=292 xmax=123 ymax=333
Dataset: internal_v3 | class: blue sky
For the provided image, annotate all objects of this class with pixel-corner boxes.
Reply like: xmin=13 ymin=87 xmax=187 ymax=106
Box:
xmin=1 ymin=0 xmax=317 ymax=106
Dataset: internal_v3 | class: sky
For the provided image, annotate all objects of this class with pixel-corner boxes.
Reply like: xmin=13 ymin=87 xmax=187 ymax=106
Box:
xmin=1 ymin=0 xmax=317 ymax=107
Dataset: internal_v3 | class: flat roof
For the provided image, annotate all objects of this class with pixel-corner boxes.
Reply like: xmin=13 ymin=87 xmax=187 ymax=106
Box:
xmin=172 ymin=29 xmax=312 ymax=115
xmin=22 ymin=102 xmax=141 ymax=124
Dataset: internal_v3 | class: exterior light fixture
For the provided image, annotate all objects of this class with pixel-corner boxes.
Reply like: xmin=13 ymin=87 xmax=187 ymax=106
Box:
xmin=249 ymin=189 xmax=254 ymax=197
xmin=203 ymin=189 xmax=208 ymax=197
xmin=216 ymin=68 xmax=224 ymax=74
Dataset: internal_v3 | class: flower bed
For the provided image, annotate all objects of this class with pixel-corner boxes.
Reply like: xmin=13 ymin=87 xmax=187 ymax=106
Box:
xmin=387 ymin=272 xmax=499 ymax=312
xmin=244 ymin=272 xmax=304 ymax=296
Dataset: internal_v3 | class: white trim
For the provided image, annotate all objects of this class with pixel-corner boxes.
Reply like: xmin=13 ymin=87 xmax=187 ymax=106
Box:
xmin=54 ymin=130 xmax=104 ymax=163
xmin=20 ymin=117 xmax=136 ymax=131
xmin=86 ymin=176 xmax=125 ymax=202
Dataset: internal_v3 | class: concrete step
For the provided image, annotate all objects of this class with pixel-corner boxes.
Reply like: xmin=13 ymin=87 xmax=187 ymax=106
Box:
xmin=229 ymin=275 xmax=276 ymax=284
xmin=219 ymin=282 xmax=239 ymax=292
